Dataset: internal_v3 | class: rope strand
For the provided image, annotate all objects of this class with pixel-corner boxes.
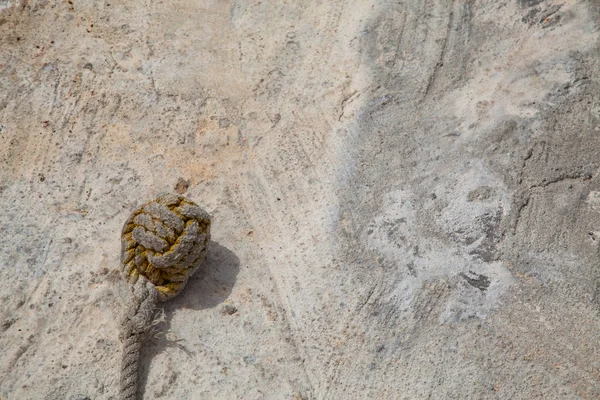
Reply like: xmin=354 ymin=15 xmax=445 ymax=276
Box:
xmin=120 ymin=278 xmax=158 ymax=400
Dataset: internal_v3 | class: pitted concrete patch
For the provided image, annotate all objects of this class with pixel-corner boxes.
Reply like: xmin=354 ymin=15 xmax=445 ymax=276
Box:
xmin=365 ymin=187 xmax=513 ymax=324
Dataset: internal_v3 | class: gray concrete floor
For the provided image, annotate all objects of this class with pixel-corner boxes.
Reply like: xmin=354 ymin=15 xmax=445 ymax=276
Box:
xmin=1 ymin=0 xmax=600 ymax=399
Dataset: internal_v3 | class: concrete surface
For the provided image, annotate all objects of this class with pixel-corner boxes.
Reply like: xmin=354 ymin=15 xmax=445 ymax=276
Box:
xmin=1 ymin=0 xmax=600 ymax=399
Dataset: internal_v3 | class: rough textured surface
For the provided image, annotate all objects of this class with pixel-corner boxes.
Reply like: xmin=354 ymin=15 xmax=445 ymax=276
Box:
xmin=0 ymin=0 xmax=599 ymax=399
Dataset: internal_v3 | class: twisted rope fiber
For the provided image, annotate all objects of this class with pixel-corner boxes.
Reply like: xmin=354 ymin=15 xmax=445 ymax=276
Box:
xmin=119 ymin=193 xmax=211 ymax=400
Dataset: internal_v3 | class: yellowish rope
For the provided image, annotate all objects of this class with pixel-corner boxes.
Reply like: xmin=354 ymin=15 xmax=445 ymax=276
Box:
xmin=119 ymin=193 xmax=211 ymax=400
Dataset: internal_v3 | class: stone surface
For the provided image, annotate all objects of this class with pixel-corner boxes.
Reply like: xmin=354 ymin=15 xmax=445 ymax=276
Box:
xmin=1 ymin=0 xmax=600 ymax=399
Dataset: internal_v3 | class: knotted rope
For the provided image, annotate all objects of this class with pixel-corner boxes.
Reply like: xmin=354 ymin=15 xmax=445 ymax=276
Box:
xmin=119 ymin=193 xmax=211 ymax=400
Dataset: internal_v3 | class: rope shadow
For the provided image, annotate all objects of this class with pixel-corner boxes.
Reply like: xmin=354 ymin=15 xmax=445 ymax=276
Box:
xmin=138 ymin=241 xmax=239 ymax=398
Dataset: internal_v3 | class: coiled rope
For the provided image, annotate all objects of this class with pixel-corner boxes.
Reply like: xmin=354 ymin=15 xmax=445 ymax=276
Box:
xmin=119 ymin=193 xmax=211 ymax=400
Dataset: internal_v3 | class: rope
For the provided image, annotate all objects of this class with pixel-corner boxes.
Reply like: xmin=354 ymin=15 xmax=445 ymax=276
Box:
xmin=120 ymin=277 xmax=158 ymax=400
xmin=118 ymin=193 xmax=211 ymax=400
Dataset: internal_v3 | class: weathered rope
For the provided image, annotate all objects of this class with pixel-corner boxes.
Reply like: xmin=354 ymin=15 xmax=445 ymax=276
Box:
xmin=119 ymin=277 xmax=158 ymax=400
xmin=119 ymin=193 xmax=211 ymax=400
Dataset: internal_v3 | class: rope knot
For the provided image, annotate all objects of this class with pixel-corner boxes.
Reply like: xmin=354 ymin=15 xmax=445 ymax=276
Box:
xmin=121 ymin=193 xmax=211 ymax=301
